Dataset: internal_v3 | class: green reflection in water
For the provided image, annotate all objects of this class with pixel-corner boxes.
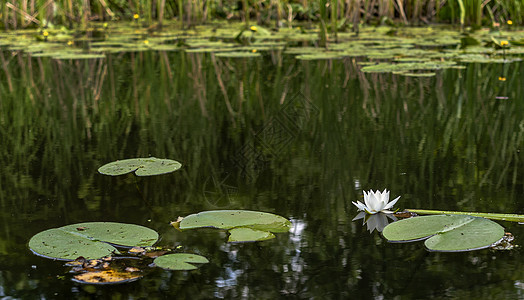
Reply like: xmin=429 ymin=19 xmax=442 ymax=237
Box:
xmin=0 ymin=49 xmax=523 ymax=298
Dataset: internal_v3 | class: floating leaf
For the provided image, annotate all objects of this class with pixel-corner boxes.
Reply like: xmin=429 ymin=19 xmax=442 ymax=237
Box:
xmin=153 ymin=253 xmax=209 ymax=271
xmin=214 ymin=51 xmax=261 ymax=58
xmin=396 ymin=72 xmax=436 ymax=77
xmin=228 ymin=227 xmax=275 ymax=242
xmin=178 ymin=210 xmax=292 ymax=233
xmin=29 ymin=229 xmax=118 ymax=260
xmin=72 ymin=269 xmax=142 ymax=284
xmin=295 ymin=52 xmax=345 ymax=60
xmin=29 ymin=222 xmax=159 ymax=260
xmin=382 ymin=215 xmax=504 ymax=252
xmin=98 ymin=157 xmax=182 ymax=176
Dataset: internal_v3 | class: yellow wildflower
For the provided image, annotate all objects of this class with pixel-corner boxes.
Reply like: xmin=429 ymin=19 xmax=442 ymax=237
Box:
xmin=250 ymin=25 xmax=257 ymax=32
xmin=507 ymin=20 xmax=513 ymax=25
xmin=134 ymin=13 xmax=139 ymax=20
xmin=144 ymin=40 xmax=149 ymax=45
xmin=67 ymin=41 xmax=74 ymax=46
xmin=499 ymin=76 xmax=506 ymax=81
xmin=42 ymin=30 xmax=49 ymax=37
xmin=500 ymin=40 xmax=509 ymax=46
xmin=252 ymin=49 xmax=257 ymax=53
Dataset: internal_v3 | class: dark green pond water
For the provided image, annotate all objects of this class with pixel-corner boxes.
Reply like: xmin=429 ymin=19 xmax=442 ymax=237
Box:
xmin=1 ymin=48 xmax=524 ymax=298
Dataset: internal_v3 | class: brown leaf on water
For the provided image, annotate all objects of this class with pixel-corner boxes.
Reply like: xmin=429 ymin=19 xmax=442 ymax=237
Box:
xmin=128 ymin=247 xmax=146 ymax=255
xmin=73 ymin=270 xmax=142 ymax=285
xmin=144 ymin=250 xmax=168 ymax=258
xmin=65 ymin=256 xmax=87 ymax=267
xmin=170 ymin=217 xmax=184 ymax=230
xmin=84 ymin=259 xmax=103 ymax=268
xmin=125 ymin=267 xmax=141 ymax=272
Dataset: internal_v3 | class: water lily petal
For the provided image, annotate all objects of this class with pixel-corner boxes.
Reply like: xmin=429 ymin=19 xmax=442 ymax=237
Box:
xmin=352 ymin=201 xmax=368 ymax=212
xmin=383 ymin=196 xmax=400 ymax=210
xmin=362 ymin=191 xmax=372 ymax=209
xmin=366 ymin=191 xmax=381 ymax=212
xmin=381 ymin=189 xmax=390 ymax=205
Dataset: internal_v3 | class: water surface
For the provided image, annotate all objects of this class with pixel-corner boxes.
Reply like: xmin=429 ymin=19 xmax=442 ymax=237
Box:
xmin=0 ymin=48 xmax=523 ymax=298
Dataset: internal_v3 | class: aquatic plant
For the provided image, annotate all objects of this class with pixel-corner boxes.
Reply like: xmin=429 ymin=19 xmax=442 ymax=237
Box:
xmin=2 ymin=0 xmax=524 ymax=31
xmin=98 ymin=157 xmax=182 ymax=176
xmin=172 ymin=210 xmax=292 ymax=242
xmin=382 ymin=214 xmax=505 ymax=252
xmin=352 ymin=189 xmax=400 ymax=214
xmin=28 ymin=222 xmax=210 ymax=284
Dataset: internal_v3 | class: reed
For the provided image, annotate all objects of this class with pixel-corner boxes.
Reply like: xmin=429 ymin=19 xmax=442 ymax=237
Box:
xmin=2 ymin=0 xmax=524 ymax=30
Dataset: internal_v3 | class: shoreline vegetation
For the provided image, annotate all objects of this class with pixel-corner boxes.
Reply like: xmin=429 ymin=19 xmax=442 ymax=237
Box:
xmin=1 ymin=0 xmax=522 ymax=31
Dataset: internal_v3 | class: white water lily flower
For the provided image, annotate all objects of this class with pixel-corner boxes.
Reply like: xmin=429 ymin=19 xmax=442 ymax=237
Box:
xmin=352 ymin=189 xmax=400 ymax=214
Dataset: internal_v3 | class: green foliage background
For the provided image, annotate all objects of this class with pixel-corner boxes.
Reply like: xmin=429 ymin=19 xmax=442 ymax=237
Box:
xmin=2 ymin=0 xmax=523 ymax=30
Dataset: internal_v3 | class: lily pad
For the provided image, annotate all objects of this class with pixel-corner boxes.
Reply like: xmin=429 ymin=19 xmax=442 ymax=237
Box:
xmin=295 ymin=52 xmax=345 ymax=60
xmin=178 ymin=210 xmax=292 ymax=233
xmin=382 ymin=215 xmax=504 ymax=252
xmin=29 ymin=222 xmax=159 ymax=260
xmin=153 ymin=253 xmax=209 ymax=271
xmin=214 ymin=51 xmax=261 ymax=58
xmin=228 ymin=227 xmax=275 ymax=242
xmin=98 ymin=157 xmax=182 ymax=176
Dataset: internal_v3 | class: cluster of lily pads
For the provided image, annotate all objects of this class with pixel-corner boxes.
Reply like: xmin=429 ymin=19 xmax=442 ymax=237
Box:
xmin=2 ymin=21 xmax=523 ymax=76
xmin=29 ymin=156 xmax=522 ymax=284
xmin=29 ymin=157 xmax=291 ymax=284
xmin=352 ymin=189 xmax=519 ymax=252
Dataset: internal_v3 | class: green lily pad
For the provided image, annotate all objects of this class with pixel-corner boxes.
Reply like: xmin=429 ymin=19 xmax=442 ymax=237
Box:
xmin=228 ymin=227 xmax=275 ymax=243
xmin=178 ymin=210 xmax=292 ymax=233
xmin=214 ymin=51 xmax=261 ymax=58
xmin=396 ymin=72 xmax=436 ymax=77
xmin=382 ymin=215 xmax=504 ymax=252
xmin=295 ymin=52 xmax=345 ymax=60
xmin=29 ymin=222 xmax=159 ymax=260
xmin=98 ymin=157 xmax=182 ymax=176
xmin=52 ymin=53 xmax=106 ymax=60
xmin=153 ymin=253 xmax=209 ymax=271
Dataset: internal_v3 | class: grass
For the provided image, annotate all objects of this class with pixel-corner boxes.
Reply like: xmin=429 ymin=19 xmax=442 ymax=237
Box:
xmin=1 ymin=0 xmax=523 ymax=30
